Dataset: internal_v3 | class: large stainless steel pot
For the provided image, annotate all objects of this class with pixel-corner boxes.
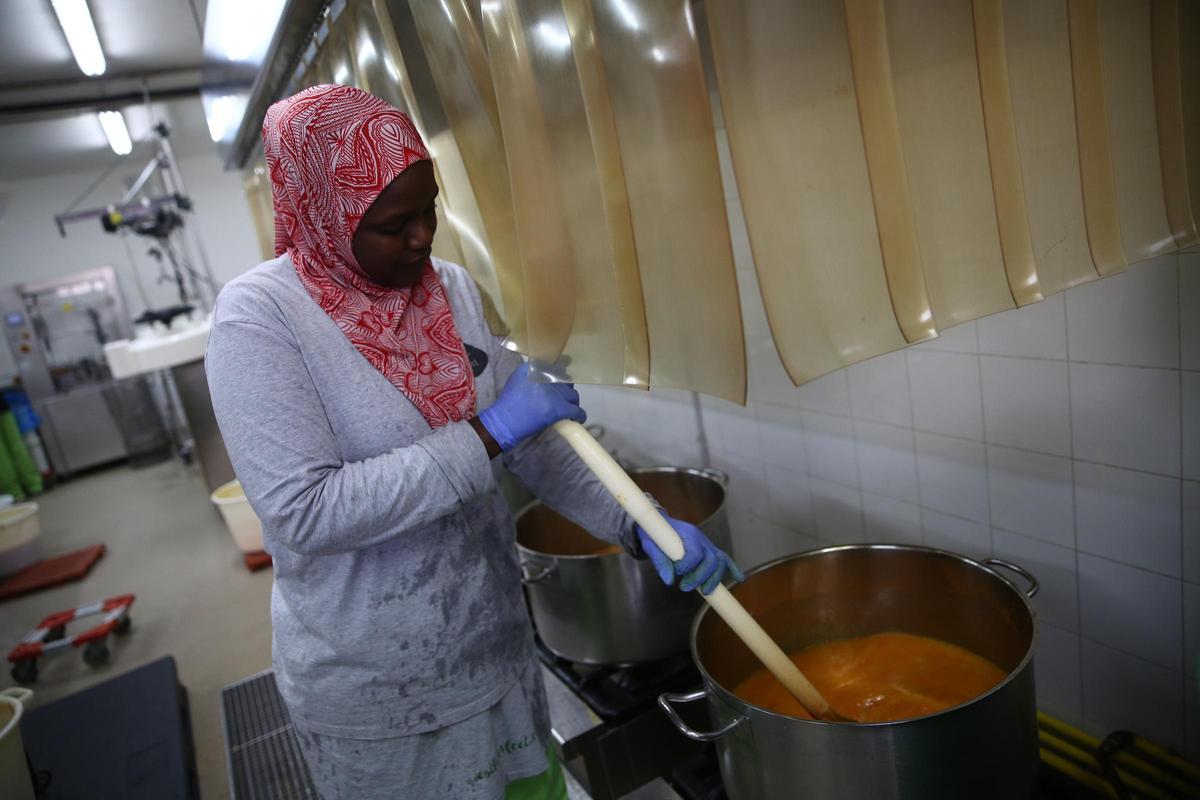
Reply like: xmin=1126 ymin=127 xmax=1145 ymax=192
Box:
xmin=659 ymin=545 xmax=1040 ymax=799
xmin=516 ymin=467 xmax=730 ymax=664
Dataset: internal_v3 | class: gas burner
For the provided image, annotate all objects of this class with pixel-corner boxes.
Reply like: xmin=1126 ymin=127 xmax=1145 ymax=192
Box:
xmin=534 ymin=635 xmax=699 ymax=724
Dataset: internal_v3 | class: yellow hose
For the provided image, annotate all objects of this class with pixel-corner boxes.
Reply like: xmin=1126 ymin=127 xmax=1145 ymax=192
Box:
xmin=1040 ymin=748 xmax=1117 ymax=799
xmin=1038 ymin=711 xmax=1200 ymax=796
xmin=1039 ymin=730 xmax=1173 ymax=800
xmin=1132 ymin=735 xmax=1200 ymax=782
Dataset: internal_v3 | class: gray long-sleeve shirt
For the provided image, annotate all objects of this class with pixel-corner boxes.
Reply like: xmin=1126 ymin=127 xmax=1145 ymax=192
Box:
xmin=206 ymin=255 xmax=636 ymax=738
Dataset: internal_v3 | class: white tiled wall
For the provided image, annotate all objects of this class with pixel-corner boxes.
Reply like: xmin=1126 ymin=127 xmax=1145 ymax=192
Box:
xmin=578 ymin=98 xmax=1200 ymax=757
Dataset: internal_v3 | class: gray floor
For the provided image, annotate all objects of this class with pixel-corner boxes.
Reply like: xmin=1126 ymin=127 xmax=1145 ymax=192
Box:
xmin=0 ymin=458 xmax=274 ymax=799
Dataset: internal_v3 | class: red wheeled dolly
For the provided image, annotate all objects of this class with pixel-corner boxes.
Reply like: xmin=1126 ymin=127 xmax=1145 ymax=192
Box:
xmin=7 ymin=594 xmax=135 ymax=684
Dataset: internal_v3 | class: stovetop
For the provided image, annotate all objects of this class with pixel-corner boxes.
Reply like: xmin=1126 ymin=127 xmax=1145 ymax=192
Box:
xmin=535 ymin=636 xmax=701 ymax=724
xmin=536 ymin=639 xmax=1176 ymax=800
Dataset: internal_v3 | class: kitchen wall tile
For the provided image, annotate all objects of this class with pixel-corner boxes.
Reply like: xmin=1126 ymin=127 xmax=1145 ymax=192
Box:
xmin=730 ymin=509 xmax=777 ymax=569
xmin=1186 ymin=481 xmax=1200 ymax=584
xmin=647 ymin=388 xmax=701 ymax=443
xmin=978 ymin=293 xmax=1068 ymax=360
xmin=712 ymin=450 xmax=770 ymax=515
xmin=809 ymin=478 xmax=864 ymax=545
xmin=908 ymin=350 xmax=984 ymax=440
xmin=1081 ymin=640 xmax=1184 ymax=751
xmin=915 ymin=433 xmax=990 ymax=523
xmin=1078 ymin=553 xmax=1182 ymax=669
xmin=987 ymin=447 xmax=1074 ymax=548
xmin=1035 ymin=623 xmax=1083 ymax=722
xmin=794 ymin=369 xmax=851 ymax=417
xmin=1075 ymin=462 xmax=1181 ymax=577
xmin=862 ymin=493 xmax=923 ymax=545
xmin=753 ymin=402 xmax=807 ymax=472
xmin=1184 ymin=372 xmax=1200 ymax=481
xmin=922 ymin=510 xmax=991 ymax=560
xmin=848 ymin=350 xmax=912 ymax=427
xmin=802 ymin=412 xmax=859 ymax=488
xmin=916 ymin=320 xmax=979 ymax=353
xmin=766 ymin=463 xmax=814 ymax=536
xmin=992 ymin=529 xmax=1079 ymax=632
xmin=776 ymin=524 xmax=824 ymax=557
xmin=718 ymin=405 xmax=764 ymax=461
xmin=1066 ymin=256 xmax=1179 ymax=368
xmin=980 ymin=357 xmax=1071 ymax=456
xmin=1069 ymin=363 xmax=1181 ymax=476
xmin=855 ymin=421 xmax=919 ymax=503
xmin=1182 ymin=253 xmax=1200 ymax=370
xmin=648 ymin=435 xmax=706 ymax=470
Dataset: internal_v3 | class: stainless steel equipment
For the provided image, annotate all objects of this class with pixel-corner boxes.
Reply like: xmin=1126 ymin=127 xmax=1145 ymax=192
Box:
xmin=170 ymin=360 xmax=235 ymax=492
xmin=0 ymin=268 xmax=169 ymax=476
xmin=516 ymin=467 xmax=729 ymax=665
xmin=659 ymin=545 xmax=1040 ymax=800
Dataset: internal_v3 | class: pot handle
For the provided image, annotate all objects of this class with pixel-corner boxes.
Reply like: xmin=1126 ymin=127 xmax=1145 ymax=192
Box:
xmin=983 ymin=558 xmax=1039 ymax=599
xmin=658 ymin=689 xmax=744 ymax=742
xmin=700 ymin=468 xmax=729 ymax=489
xmin=520 ymin=560 xmax=555 ymax=585
xmin=1 ymin=686 xmax=33 ymax=704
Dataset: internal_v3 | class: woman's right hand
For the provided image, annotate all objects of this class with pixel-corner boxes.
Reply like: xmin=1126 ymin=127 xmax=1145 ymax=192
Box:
xmin=476 ymin=363 xmax=586 ymax=452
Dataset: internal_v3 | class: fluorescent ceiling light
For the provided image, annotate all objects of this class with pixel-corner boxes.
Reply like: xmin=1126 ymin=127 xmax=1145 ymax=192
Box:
xmin=204 ymin=0 xmax=287 ymax=63
xmin=51 ymin=0 xmax=106 ymax=76
xmin=97 ymin=110 xmax=132 ymax=155
xmin=204 ymin=94 xmax=244 ymax=142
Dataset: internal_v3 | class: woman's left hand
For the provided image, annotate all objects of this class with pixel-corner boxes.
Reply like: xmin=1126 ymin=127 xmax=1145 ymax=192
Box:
xmin=636 ymin=515 xmax=745 ymax=595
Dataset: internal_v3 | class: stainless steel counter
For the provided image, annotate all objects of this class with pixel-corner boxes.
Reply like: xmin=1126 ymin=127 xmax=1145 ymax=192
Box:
xmin=542 ymin=665 xmax=685 ymax=800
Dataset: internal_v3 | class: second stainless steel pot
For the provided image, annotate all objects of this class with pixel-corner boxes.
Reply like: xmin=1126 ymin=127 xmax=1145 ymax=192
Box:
xmin=516 ymin=466 xmax=730 ymax=664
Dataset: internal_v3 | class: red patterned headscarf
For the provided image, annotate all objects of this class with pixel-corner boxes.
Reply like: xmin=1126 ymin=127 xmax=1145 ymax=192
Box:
xmin=262 ymin=84 xmax=476 ymax=428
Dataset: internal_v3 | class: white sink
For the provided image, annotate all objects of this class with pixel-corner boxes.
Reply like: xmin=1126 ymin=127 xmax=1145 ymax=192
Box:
xmin=104 ymin=319 xmax=211 ymax=378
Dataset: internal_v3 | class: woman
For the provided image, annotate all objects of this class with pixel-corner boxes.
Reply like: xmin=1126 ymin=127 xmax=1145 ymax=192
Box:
xmin=206 ymin=85 xmax=741 ymax=799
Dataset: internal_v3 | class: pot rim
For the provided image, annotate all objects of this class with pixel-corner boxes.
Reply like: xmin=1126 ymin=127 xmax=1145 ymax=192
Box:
xmin=689 ymin=543 xmax=1039 ymax=728
xmin=515 ymin=465 xmax=728 ymax=561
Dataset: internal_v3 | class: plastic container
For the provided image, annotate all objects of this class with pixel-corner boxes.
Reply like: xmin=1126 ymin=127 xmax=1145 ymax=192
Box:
xmin=210 ymin=481 xmax=264 ymax=553
xmin=0 ymin=504 xmax=41 ymax=577
xmin=0 ymin=687 xmax=35 ymax=800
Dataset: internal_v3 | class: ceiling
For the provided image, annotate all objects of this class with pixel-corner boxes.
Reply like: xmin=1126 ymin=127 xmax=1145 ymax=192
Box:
xmin=0 ymin=0 xmax=218 ymax=180
xmin=0 ymin=97 xmax=215 ymax=180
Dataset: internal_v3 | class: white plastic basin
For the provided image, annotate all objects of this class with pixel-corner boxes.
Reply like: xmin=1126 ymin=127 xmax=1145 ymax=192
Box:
xmin=211 ymin=481 xmax=264 ymax=553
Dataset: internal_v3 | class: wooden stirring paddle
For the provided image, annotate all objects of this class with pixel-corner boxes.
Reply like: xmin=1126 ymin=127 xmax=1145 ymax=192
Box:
xmin=554 ymin=420 xmax=852 ymax=723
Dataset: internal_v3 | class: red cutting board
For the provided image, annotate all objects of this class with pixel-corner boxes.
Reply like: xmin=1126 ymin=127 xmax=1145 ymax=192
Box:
xmin=0 ymin=544 xmax=105 ymax=602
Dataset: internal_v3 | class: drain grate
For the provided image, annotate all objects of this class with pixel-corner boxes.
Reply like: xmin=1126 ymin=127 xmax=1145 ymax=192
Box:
xmin=221 ymin=670 xmax=319 ymax=799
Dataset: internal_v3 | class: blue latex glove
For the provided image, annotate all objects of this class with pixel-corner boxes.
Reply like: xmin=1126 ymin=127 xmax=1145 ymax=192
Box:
xmin=478 ymin=363 xmax=586 ymax=451
xmin=637 ymin=515 xmax=745 ymax=595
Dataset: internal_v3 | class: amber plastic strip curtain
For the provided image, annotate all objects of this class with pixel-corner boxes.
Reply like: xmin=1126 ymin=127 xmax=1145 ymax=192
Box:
xmin=973 ymin=0 xmax=1043 ymax=305
xmin=406 ymin=0 xmax=530 ymax=349
xmin=1151 ymin=0 xmax=1200 ymax=248
xmin=1094 ymin=0 xmax=1176 ymax=261
xmin=577 ymin=0 xmax=745 ymax=401
xmin=1001 ymin=0 xmax=1100 ymax=293
xmin=243 ymin=157 xmax=276 ymax=262
xmin=706 ymin=0 xmax=927 ymax=385
xmin=241 ymin=0 xmax=1198 ymax=395
xmin=479 ymin=0 xmax=649 ymax=385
